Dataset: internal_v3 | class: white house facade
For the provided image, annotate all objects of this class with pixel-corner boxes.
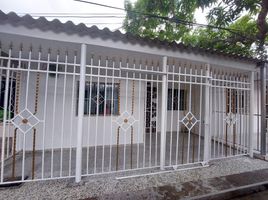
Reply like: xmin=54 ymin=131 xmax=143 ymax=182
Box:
xmin=0 ymin=10 xmax=262 ymax=184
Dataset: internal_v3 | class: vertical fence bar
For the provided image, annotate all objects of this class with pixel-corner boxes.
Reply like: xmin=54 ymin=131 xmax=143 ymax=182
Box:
xmin=75 ymin=43 xmax=86 ymax=183
xmin=155 ymin=66 xmax=160 ymax=166
xmin=260 ymin=63 xmax=266 ymax=155
xmin=249 ymin=71 xmax=254 ymax=157
xmin=198 ymin=68 xmax=203 ymax=161
xmin=160 ymin=56 xmax=167 ymax=170
xmin=41 ymin=50 xmax=50 ymax=178
xmin=203 ymin=64 xmax=211 ymax=163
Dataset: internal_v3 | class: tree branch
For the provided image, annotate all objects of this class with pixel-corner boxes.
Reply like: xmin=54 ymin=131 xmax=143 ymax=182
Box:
xmin=257 ymin=0 xmax=268 ymax=45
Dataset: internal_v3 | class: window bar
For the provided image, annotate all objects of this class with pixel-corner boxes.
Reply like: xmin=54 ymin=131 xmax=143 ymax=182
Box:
xmin=197 ymin=67 xmax=203 ymax=162
xmin=41 ymin=50 xmax=50 ymax=179
xmin=169 ymin=63 xmax=175 ymax=166
xmin=155 ymin=65 xmax=159 ymax=166
xmin=186 ymin=68 xmax=193 ymax=164
xmin=50 ymin=51 xmax=59 ymax=178
xmin=58 ymin=52 xmax=68 ymax=177
xmin=149 ymin=62 xmax=154 ymax=167
xmin=94 ymin=56 xmax=101 ymax=173
xmin=86 ymin=55 xmax=93 ymax=174
xmin=0 ymin=46 xmax=11 ymax=183
xmin=108 ymin=58 xmax=115 ymax=172
xmin=136 ymin=61 xmax=142 ymax=168
xmin=101 ymin=57 xmax=109 ymax=172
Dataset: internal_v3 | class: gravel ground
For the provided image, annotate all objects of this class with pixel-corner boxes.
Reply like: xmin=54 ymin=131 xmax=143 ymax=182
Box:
xmin=1 ymin=156 xmax=268 ymax=200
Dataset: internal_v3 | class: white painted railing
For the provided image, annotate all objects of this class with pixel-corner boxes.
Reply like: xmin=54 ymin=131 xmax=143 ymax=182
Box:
xmin=0 ymin=42 xmax=254 ymax=184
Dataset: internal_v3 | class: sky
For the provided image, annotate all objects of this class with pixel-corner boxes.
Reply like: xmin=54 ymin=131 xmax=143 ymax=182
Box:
xmin=0 ymin=0 xmax=207 ymax=31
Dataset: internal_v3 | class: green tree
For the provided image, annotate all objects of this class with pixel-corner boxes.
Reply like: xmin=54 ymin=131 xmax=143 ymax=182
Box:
xmin=124 ymin=0 xmax=216 ymax=41
xmin=183 ymin=15 xmax=258 ymax=56
xmin=123 ymin=0 xmax=267 ymax=58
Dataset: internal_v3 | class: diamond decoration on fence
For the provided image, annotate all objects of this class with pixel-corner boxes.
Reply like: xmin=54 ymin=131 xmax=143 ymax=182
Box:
xmin=11 ymin=108 xmax=40 ymax=134
xmin=92 ymin=94 xmax=105 ymax=105
xmin=181 ymin=112 xmax=198 ymax=131
xmin=225 ymin=112 xmax=237 ymax=127
xmin=115 ymin=111 xmax=137 ymax=131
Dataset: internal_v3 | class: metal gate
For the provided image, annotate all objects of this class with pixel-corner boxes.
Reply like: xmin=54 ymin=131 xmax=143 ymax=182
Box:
xmin=0 ymin=43 xmax=254 ymax=184
xmin=210 ymin=73 xmax=251 ymax=159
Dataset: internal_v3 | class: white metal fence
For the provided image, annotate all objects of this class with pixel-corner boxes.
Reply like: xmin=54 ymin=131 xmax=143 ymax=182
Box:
xmin=0 ymin=43 xmax=254 ymax=184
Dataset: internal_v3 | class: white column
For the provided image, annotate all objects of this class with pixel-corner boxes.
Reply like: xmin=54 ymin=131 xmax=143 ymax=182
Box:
xmin=203 ymin=64 xmax=211 ymax=163
xmin=160 ymin=56 xmax=167 ymax=170
xmin=249 ymin=71 xmax=255 ymax=157
xmin=75 ymin=43 xmax=86 ymax=183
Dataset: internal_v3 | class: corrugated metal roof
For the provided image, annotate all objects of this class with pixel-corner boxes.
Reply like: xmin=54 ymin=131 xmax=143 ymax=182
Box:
xmin=0 ymin=10 xmax=259 ymax=63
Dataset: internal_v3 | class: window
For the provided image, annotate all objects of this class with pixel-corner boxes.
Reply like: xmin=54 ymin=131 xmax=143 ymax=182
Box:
xmin=226 ymin=89 xmax=245 ymax=113
xmin=0 ymin=77 xmax=16 ymax=122
xmin=167 ymin=89 xmax=186 ymax=111
xmin=77 ymin=82 xmax=119 ymax=116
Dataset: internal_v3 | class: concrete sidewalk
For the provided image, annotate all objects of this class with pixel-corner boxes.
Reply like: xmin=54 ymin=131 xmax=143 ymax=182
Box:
xmin=1 ymin=156 xmax=268 ymax=200
xmin=90 ymin=166 xmax=268 ymax=200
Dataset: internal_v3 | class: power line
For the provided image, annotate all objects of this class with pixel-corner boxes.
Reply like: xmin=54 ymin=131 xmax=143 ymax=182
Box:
xmin=73 ymin=0 xmax=260 ymax=43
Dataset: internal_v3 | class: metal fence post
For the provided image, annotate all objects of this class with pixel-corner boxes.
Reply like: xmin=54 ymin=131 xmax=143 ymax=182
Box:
xmin=75 ymin=43 xmax=86 ymax=183
xmin=203 ymin=64 xmax=211 ymax=163
xmin=160 ymin=56 xmax=167 ymax=170
xmin=260 ymin=63 xmax=266 ymax=155
xmin=249 ymin=71 xmax=255 ymax=157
